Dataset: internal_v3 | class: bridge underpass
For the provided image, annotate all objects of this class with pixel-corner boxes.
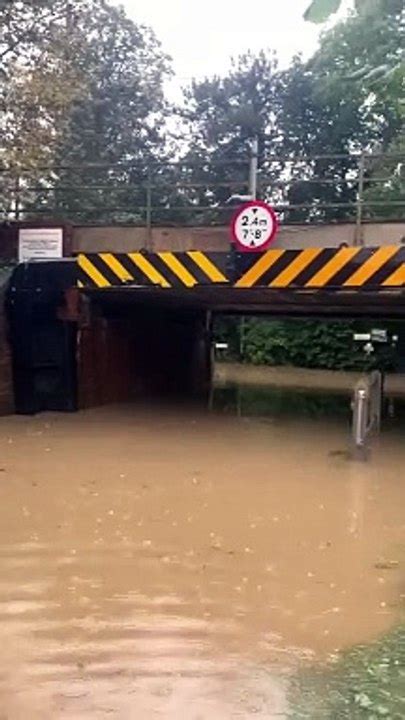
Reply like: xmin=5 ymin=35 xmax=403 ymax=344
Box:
xmin=5 ymin=244 xmax=405 ymax=414
xmin=2 ymin=152 xmax=405 ymax=415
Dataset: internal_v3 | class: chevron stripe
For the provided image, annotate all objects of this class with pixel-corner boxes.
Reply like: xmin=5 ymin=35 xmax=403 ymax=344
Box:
xmin=78 ymin=254 xmax=111 ymax=288
xmin=305 ymin=247 xmax=360 ymax=288
xmin=157 ymin=252 xmax=198 ymax=287
xmin=100 ymin=253 xmax=133 ymax=283
xmin=187 ymin=251 xmax=228 ymax=283
xmin=235 ymin=250 xmax=284 ymax=287
xmin=382 ymin=264 xmax=405 ymax=286
xmin=128 ymin=252 xmax=170 ymax=287
xmin=76 ymin=247 xmax=405 ymax=290
xmin=269 ymin=248 xmax=322 ymax=287
xmin=343 ymin=246 xmax=399 ymax=287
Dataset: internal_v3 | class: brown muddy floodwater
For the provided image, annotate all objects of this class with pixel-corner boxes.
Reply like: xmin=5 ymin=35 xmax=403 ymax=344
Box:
xmin=0 ymin=403 xmax=404 ymax=718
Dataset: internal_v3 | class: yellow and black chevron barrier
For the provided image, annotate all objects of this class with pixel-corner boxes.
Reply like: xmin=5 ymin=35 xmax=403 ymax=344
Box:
xmin=77 ymin=251 xmax=229 ymax=289
xmin=77 ymin=246 xmax=405 ymax=290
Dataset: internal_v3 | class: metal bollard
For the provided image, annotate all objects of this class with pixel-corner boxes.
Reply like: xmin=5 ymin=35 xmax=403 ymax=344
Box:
xmin=352 ymin=385 xmax=369 ymax=460
xmin=351 ymin=370 xmax=383 ymax=460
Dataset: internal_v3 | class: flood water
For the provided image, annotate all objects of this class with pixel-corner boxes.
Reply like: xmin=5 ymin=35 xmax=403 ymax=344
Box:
xmin=0 ymin=394 xmax=404 ymax=718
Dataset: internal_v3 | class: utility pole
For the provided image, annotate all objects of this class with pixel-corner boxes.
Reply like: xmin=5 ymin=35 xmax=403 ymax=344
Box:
xmin=248 ymin=137 xmax=259 ymax=200
xmin=238 ymin=137 xmax=259 ymax=362
xmin=355 ymin=151 xmax=366 ymax=246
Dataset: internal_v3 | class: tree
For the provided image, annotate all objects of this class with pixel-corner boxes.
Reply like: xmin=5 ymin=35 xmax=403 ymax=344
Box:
xmin=305 ymin=0 xmax=403 ymax=27
xmin=0 ymin=1 xmax=68 ymax=70
xmin=0 ymin=3 xmax=79 ymax=164
xmin=306 ymin=0 xmax=404 ymax=219
xmin=179 ymin=49 xmax=374 ymax=223
xmin=276 ymin=57 xmax=369 ymax=222
xmin=49 ymin=2 xmax=171 ymax=222
xmin=0 ymin=2 xmax=85 ymax=216
xmin=305 ymin=1 xmax=404 ymax=120
xmin=362 ymin=136 xmax=405 ymax=220
xmin=0 ymin=1 xmax=172 ymax=222
xmin=178 ymin=52 xmax=283 ymax=223
xmin=310 ymin=1 xmax=403 ymax=127
xmin=177 ymin=0 xmax=403 ymax=223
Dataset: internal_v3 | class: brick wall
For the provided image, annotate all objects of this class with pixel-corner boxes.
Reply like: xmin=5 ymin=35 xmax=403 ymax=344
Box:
xmin=0 ymin=277 xmax=14 ymax=415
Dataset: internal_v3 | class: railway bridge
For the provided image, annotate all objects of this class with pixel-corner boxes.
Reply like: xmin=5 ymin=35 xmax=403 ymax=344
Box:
xmin=2 ymin=218 xmax=405 ymax=414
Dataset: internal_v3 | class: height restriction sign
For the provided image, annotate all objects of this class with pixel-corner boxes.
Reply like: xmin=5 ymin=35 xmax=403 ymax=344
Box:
xmin=231 ymin=200 xmax=278 ymax=252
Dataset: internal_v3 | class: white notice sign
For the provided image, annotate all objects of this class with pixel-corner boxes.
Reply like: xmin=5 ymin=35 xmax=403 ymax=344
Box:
xmin=18 ymin=228 xmax=63 ymax=263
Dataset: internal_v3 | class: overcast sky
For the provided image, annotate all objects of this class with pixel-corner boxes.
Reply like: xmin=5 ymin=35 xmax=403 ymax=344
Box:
xmin=117 ymin=0 xmax=347 ymax=98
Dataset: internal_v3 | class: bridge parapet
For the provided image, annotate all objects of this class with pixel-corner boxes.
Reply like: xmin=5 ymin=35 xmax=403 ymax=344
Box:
xmin=72 ymin=222 xmax=405 ymax=254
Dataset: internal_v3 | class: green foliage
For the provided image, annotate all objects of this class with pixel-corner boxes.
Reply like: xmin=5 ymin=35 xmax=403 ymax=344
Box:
xmin=179 ymin=51 xmax=282 ymax=219
xmin=311 ymin=1 xmax=404 ymax=129
xmin=181 ymin=50 xmax=361 ymax=222
xmin=0 ymin=0 xmax=171 ymax=221
xmin=215 ymin=318 xmax=399 ymax=372
xmin=307 ymin=0 xmax=404 ymax=219
xmin=181 ymin=0 xmax=404 ymax=223
xmin=289 ymin=625 xmax=405 ymax=719
xmin=49 ymin=2 xmax=171 ymax=222
xmin=363 ymin=135 xmax=405 ymax=220
xmin=243 ymin=320 xmax=373 ymax=370
xmin=0 ymin=1 xmax=85 ymax=173
xmin=214 ymin=316 xmax=242 ymax=358
xmin=277 ymin=58 xmax=366 ymax=221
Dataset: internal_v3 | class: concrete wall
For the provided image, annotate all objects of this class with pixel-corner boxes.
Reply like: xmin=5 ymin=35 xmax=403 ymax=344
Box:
xmin=72 ymin=222 xmax=405 ymax=253
xmin=72 ymin=225 xmax=228 ymax=253
xmin=0 ymin=276 xmax=14 ymax=416
xmin=2 ymin=221 xmax=405 ymax=260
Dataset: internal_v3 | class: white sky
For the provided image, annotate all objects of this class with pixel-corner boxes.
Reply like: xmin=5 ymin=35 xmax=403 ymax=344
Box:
xmin=116 ymin=0 xmax=333 ymax=99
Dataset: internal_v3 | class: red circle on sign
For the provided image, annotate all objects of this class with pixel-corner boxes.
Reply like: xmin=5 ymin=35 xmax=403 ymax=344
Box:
xmin=230 ymin=200 xmax=278 ymax=252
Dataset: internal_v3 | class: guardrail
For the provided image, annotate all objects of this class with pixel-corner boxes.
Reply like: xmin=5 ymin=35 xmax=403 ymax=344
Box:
xmin=0 ymin=151 xmax=404 ymax=231
xmin=352 ymin=370 xmax=383 ymax=460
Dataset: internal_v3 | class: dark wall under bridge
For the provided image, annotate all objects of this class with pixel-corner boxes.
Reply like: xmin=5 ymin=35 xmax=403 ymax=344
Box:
xmin=78 ymin=300 xmax=212 ymax=409
xmin=6 ymin=258 xmax=405 ymax=415
xmin=0 ymin=269 xmax=15 ymax=415
xmin=6 ymin=262 xmax=212 ymax=415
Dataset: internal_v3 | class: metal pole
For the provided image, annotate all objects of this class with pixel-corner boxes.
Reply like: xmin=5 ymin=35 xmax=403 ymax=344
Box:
xmin=249 ymin=137 xmax=259 ymax=200
xmin=353 ymin=386 xmax=368 ymax=459
xmin=146 ymin=167 xmax=152 ymax=250
xmin=355 ymin=152 xmax=366 ymax=246
xmin=14 ymin=173 xmax=20 ymax=221
xmin=207 ymin=311 xmax=215 ymax=412
xmin=239 ymin=316 xmax=246 ymax=360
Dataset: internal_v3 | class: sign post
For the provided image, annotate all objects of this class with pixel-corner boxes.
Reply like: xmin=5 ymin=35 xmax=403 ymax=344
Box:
xmin=230 ymin=200 xmax=278 ymax=252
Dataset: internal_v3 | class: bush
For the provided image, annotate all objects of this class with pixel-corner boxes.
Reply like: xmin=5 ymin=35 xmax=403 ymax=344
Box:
xmin=214 ymin=317 xmax=399 ymax=372
xmin=289 ymin=625 xmax=405 ymax=719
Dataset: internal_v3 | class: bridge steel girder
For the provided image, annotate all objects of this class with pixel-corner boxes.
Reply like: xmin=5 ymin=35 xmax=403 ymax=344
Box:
xmin=74 ymin=247 xmax=405 ymax=316
xmin=77 ymin=247 xmax=405 ymax=292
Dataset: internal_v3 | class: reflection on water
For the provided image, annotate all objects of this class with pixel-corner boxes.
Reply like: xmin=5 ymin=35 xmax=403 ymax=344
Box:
xmin=213 ymin=384 xmax=351 ymax=422
xmin=213 ymin=381 xmax=405 ymax=430
xmin=0 ymin=402 xmax=403 ymax=718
